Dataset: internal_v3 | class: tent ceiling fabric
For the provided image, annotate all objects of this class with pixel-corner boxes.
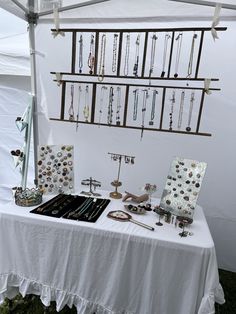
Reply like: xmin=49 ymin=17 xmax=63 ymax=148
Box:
xmin=0 ymin=0 xmax=236 ymax=21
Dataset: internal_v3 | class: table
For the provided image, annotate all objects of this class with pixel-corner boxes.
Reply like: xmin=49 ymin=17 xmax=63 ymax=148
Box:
xmin=0 ymin=192 xmax=224 ymax=314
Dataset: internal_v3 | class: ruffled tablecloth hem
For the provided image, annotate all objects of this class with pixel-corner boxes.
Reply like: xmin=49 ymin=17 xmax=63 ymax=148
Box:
xmin=198 ymin=284 xmax=225 ymax=314
xmin=0 ymin=273 xmax=133 ymax=314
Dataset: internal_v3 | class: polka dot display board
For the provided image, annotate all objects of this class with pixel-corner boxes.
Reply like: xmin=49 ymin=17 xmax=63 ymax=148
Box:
xmin=160 ymin=157 xmax=207 ymax=219
xmin=37 ymin=145 xmax=74 ymax=194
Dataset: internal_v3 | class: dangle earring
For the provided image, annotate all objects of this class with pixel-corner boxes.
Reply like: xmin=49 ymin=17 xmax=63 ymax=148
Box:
xmin=88 ymin=33 xmax=95 ymax=75
xmin=68 ymin=84 xmax=75 ymax=121
xmin=78 ymin=34 xmax=83 ymax=74
xmin=83 ymin=85 xmax=90 ymax=122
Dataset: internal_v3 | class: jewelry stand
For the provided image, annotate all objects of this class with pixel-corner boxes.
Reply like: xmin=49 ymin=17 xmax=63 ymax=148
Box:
xmin=108 ymin=152 xmax=135 ymax=199
xmin=81 ymin=177 xmax=101 ymax=196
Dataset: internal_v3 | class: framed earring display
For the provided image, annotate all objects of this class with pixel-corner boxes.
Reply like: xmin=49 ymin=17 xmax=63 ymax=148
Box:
xmin=160 ymin=157 xmax=207 ymax=219
xmin=37 ymin=145 xmax=74 ymax=194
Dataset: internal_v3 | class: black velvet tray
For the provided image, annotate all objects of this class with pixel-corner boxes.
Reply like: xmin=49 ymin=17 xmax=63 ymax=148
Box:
xmin=30 ymin=194 xmax=110 ymax=223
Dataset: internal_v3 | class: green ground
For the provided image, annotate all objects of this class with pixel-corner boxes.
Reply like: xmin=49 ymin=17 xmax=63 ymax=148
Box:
xmin=1 ymin=269 xmax=235 ymax=313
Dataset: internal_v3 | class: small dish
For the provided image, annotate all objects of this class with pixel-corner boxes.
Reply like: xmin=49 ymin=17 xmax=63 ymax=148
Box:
xmin=124 ymin=204 xmax=146 ymax=215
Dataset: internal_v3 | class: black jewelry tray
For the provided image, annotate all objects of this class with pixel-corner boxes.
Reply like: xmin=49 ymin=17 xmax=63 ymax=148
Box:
xmin=30 ymin=194 xmax=110 ymax=223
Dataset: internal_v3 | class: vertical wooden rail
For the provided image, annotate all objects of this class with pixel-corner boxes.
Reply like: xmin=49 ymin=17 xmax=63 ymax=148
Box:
xmin=60 ymin=82 xmax=66 ymax=120
xmin=195 ymin=30 xmax=205 ymax=78
xmin=123 ymin=85 xmax=130 ymax=126
xmin=167 ymin=31 xmax=175 ymax=78
xmin=94 ymin=31 xmax=100 ymax=76
xmin=196 ymin=90 xmax=205 ymax=133
xmin=141 ymin=31 xmax=149 ymax=77
xmin=117 ymin=31 xmax=123 ymax=76
xmin=90 ymin=83 xmax=97 ymax=123
xmin=159 ymin=87 xmax=166 ymax=129
xmin=71 ymin=31 xmax=77 ymax=73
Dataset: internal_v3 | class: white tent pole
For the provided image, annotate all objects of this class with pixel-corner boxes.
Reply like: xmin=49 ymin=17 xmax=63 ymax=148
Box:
xmin=38 ymin=0 xmax=110 ymax=17
xmin=169 ymin=0 xmax=236 ymax=10
xmin=28 ymin=0 xmax=39 ymax=186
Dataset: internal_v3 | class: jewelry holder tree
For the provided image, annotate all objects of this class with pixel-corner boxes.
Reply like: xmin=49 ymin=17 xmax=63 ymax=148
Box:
xmin=108 ymin=152 xmax=135 ymax=199
xmin=81 ymin=177 xmax=102 ymax=196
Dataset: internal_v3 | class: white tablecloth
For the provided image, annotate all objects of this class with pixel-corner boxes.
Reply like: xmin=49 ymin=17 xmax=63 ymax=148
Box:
xmin=0 ymin=192 xmax=224 ymax=314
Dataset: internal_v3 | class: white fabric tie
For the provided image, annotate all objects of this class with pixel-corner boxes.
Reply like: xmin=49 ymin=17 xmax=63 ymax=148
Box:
xmin=55 ymin=72 xmax=62 ymax=86
xmin=211 ymin=3 xmax=222 ymax=41
xmin=52 ymin=6 xmax=65 ymax=38
xmin=204 ymin=79 xmax=212 ymax=95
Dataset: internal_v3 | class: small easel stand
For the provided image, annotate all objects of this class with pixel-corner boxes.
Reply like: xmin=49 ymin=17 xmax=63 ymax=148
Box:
xmin=81 ymin=177 xmax=102 ymax=196
xmin=108 ymin=152 xmax=135 ymax=199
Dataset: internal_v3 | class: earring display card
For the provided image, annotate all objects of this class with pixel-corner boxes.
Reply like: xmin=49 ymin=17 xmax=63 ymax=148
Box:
xmin=37 ymin=145 xmax=74 ymax=194
xmin=160 ymin=157 xmax=207 ymax=219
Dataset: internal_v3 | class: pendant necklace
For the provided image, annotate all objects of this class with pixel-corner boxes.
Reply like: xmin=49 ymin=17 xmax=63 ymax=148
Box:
xmin=76 ymin=85 xmax=82 ymax=131
xmin=133 ymin=34 xmax=140 ymax=77
xmin=112 ymin=34 xmax=119 ymax=73
xmin=149 ymin=89 xmax=158 ymax=126
xmin=161 ymin=33 xmax=171 ymax=78
xmin=149 ymin=33 xmax=158 ymax=83
xmin=174 ymin=32 xmax=183 ymax=78
xmin=78 ymin=34 xmax=83 ymax=74
xmin=169 ymin=89 xmax=176 ymax=130
xmin=133 ymin=88 xmax=139 ymax=121
xmin=177 ymin=90 xmax=185 ymax=130
xmin=108 ymin=86 xmax=114 ymax=125
xmin=116 ymin=87 xmax=122 ymax=125
xmin=124 ymin=33 xmax=130 ymax=76
xmin=98 ymin=86 xmax=107 ymax=127
xmin=98 ymin=34 xmax=106 ymax=82
xmin=141 ymin=89 xmax=149 ymax=139
xmin=68 ymin=84 xmax=75 ymax=121
xmin=88 ymin=33 xmax=95 ymax=75
xmin=186 ymin=91 xmax=195 ymax=132
xmin=83 ymin=85 xmax=89 ymax=122
xmin=187 ymin=32 xmax=197 ymax=79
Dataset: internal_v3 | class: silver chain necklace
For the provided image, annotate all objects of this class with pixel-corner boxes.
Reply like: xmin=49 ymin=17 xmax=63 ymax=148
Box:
xmin=186 ymin=91 xmax=195 ymax=132
xmin=78 ymin=34 xmax=83 ymax=74
xmin=83 ymin=85 xmax=89 ymax=122
xmin=174 ymin=32 xmax=183 ymax=78
xmin=133 ymin=89 xmax=139 ymax=121
xmin=161 ymin=33 xmax=171 ymax=78
xmin=169 ymin=89 xmax=176 ymax=130
xmin=88 ymin=33 xmax=95 ymax=75
xmin=149 ymin=33 xmax=158 ymax=83
xmin=68 ymin=84 xmax=75 ymax=121
xmin=76 ymin=85 xmax=82 ymax=131
xmin=116 ymin=87 xmax=122 ymax=125
xmin=98 ymin=85 xmax=108 ymax=127
xmin=149 ymin=89 xmax=158 ymax=126
xmin=98 ymin=34 xmax=106 ymax=82
xmin=187 ymin=32 xmax=197 ymax=78
xmin=108 ymin=86 xmax=114 ymax=125
xmin=124 ymin=33 xmax=130 ymax=76
xmin=112 ymin=34 xmax=118 ymax=73
xmin=177 ymin=90 xmax=185 ymax=130
xmin=133 ymin=34 xmax=140 ymax=77
xmin=141 ymin=89 xmax=149 ymax=139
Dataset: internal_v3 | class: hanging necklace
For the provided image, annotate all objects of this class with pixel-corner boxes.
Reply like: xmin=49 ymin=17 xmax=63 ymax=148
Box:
xmin=98 ymin=86 xmax=107 ymax=126
xmin=133 ymin=34 xmax=140 ymax=77
xmin=149 ymin=90 xmax=158 ymax=126
xmin=98 ymin=34 xmax=106 ymax=82
xmin=161 ymin=33 xmax=171 ymax=78
xmin=112 ymin=34 xmax=119 ymax=73
xmin=78 ymin=34 xmax=83 ymax=74
xmin=186 ymin=91 xmax=195 ymax=132
xmin=88 ymin=33 xmax=95 ymax=75
xmin=177 ymin=90 xmax=185 ymax=130
xmin=116 ymin=87 xmax=122 ymax=126
xmin=133 ymin=89 xmax=139 ymax=121
xmin=108 ymin=86 xmax=114 ymax=125
xmin=83 ymin=85 xmax=89 ymax=122
xmin=187 ymin=32 xmax=197 ymax=78
xmin=174 ymin=32 xmax=183 ymax=78
xmin=76 ymin=85 xmax=82 ymax=131
xmin=124 ymin=33 xmax=130 ymax=76
xmin=149 ymin=33 xmax=158 ymax=83
xmin=68 ymin=84 xmax=75 ymax=121
xmin=169 ymin=89 xmax=176 ymax=130
xmin=141 ymin=89 xmax=149 ymax=139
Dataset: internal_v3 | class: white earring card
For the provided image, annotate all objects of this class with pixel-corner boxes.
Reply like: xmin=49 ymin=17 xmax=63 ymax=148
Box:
xmin=160 ymin=157 xmax=207 ymax=219
xmin=37 ymin=145 xmax=74 ymax=194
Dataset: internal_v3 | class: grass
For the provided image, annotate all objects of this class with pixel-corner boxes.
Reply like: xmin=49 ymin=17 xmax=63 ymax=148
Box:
xmin=0 ymin=269 xmax=235 ymax=313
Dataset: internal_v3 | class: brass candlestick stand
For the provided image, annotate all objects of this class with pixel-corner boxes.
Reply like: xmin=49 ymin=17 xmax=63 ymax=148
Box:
xmin=108 ymin=152 xmax=135 ymax=199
